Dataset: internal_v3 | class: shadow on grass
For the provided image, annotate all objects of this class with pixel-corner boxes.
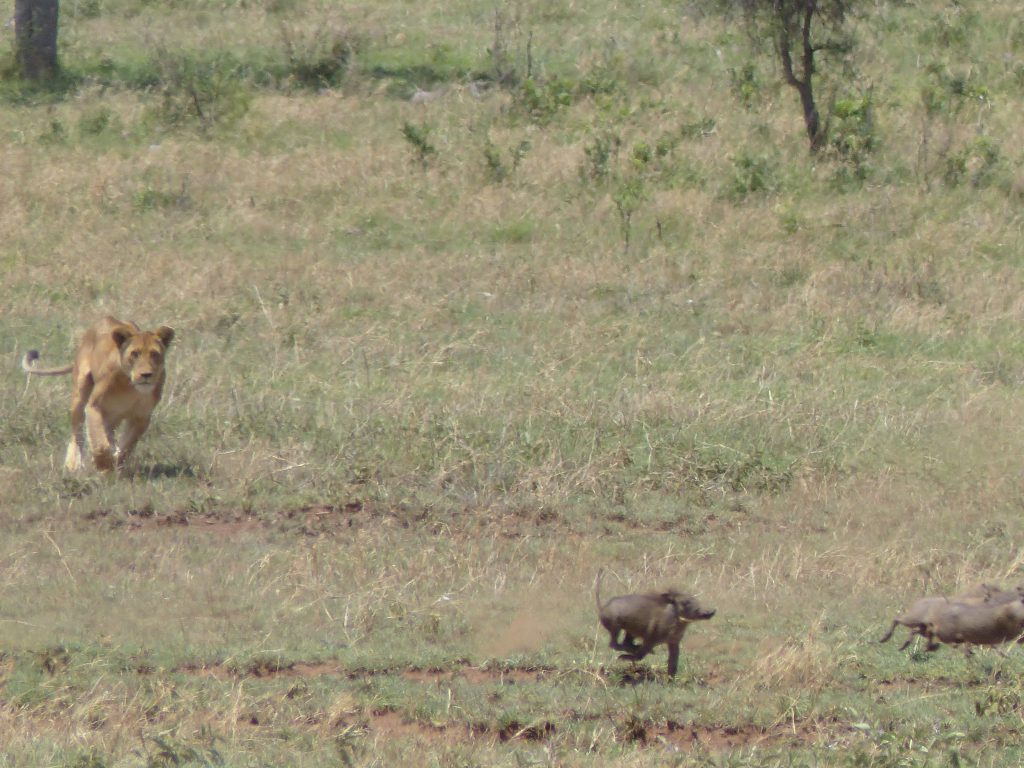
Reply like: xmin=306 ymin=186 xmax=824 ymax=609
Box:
xmin=0 ymin=66 xmax=83 ymax=105
xmin=56 ymin=475 xmax=98 ymax=499
xmin=606 ymin=664 xmax=660 ymax=686
xmin=131 ymin=462 xmax=201 ymax=481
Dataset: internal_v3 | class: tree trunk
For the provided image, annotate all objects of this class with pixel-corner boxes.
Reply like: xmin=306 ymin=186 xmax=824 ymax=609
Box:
xmin=777 ymin=2 xmax=826 ymax=152
xmin=14 ymin=0 xmax=60 ymax=81
xmin=795 ymin=78 xmax=824 ymax=151
xmin=798 ymin=1 xmax=825 ymax=151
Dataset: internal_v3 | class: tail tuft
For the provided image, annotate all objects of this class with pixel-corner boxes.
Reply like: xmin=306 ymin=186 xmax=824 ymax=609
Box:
xmin=22 ymin=351 xmax=73 ymax=376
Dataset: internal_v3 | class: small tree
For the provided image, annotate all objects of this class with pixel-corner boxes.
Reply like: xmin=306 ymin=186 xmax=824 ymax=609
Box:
xmin=727 ymin=0 xmax=855 ymax=152
xmin=14 ymin=0 xmax=59 ymax=81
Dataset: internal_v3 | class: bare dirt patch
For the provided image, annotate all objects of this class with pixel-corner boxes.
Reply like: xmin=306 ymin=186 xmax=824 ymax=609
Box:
xmin=181 ymin=660 xmax=347 ymax=679
xmin=280 ymin=502 xmax=374 ymax=535
xmin=367 ymin=710 xmax=454 ymax=744
xmin=875 ymin=674 xmax=998 ymax=693
xmin=362 ymin=710 xmax=833 ymax=750
xmin=85 ymin=501 xmax=371 ymax=535
xmin=401 ymin=665 xmax=556 ymax=685
xmin=613 ymin=717 xmax=838 ymax=751
xmin=365 ymin=708 xmax=558 ymax=745
xmin=80 ymin=498 xmax=582 ymax=539
xmin=177 ymin=659 xmax=557 ymax=685
xmin=84 ymin=504 xmax=265 ymax=533
xmin=158 ymin=656 xmax=850 ymax=752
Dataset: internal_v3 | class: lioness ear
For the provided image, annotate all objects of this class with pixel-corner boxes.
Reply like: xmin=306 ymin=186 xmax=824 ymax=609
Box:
xmin=156 ymin=326 xmax=175 ymax=349
xmin=112 ymin=329 xmax=133 ymax=349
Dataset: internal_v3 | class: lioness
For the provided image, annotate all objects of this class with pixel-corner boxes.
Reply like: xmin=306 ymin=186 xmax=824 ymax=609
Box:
xmin=23 ymin=316 xmax=175 ymax=472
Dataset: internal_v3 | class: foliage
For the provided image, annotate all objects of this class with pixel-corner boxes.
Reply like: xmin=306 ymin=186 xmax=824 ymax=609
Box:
xmin=580 ymin=129 xmax=621 ymax=183
xmin=401 ymin=120 xmax=437 ymax=167
xmin=717 ymin=0 xmax=859 ymax=150
xmin=510 ymin=76 xmax=574 ymax=124
xmin=828 ymin=93 xmax=877 ymax=185
xmin=943 ymin=136 xmax=1002 ymax=188
xmin=483 ymin=137 xmax=531 ymax=183
xmin=917 ymin=62 xmax=996 ymax=188
xmin=611 ymin=174 xmax=647 ymax=252
xmin=724 ymin=149 xmax=778 ymax=199
xmin=150 ymin=52 xmax=252 ymax=132
xmin=278 ymin=23 xmax=358 ymax=89
xmin=729 ymin=62 xmax=764 ymax=110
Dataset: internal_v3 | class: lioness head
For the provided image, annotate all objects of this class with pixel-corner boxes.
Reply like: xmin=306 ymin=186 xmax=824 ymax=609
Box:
xmin=113 ymin=326 xmax=174 ymax=392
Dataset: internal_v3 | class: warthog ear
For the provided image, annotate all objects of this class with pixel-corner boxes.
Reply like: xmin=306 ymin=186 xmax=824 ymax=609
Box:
xmin=156 ymin=326 xmax=175 ymax=349
xmin=662 ymin=592 xmax=684 ymax=608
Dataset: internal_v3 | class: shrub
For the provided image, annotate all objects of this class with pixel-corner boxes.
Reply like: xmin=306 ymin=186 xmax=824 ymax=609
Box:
xmin=483 ymin=137 xmax=530 ymax=183
xmin=944 ymin=137 xmax=1002 ymax=188
xmin=77 ymin=106 xmax=116 ymax=137
xmin=279 ymin=23 xmax=359 ymax=89
xmin=401 ymin=121 xmax=437 ymax=168
xmin=580 ymin=130 xmax=620 ymax=183
xmin=612 ymin=175 xmax=647 ymax=252
xmin=511 ymin=76 xmax=573 ymax=124
xmin=723 ymin=150 xmax=778 ymax=200
xmin=729 ymin=62 xmax=763 ymax=110
xmin=828 ymin=94 xmax=877 ymax=185
xmin=150 ymin=52 xmax=251 ymax=132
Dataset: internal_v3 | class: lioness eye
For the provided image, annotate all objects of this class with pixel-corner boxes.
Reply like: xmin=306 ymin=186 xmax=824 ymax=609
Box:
xmin=129 ymin=351 xmax=140 ymax=362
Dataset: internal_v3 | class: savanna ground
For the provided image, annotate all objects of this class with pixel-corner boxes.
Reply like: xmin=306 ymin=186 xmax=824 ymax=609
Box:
xmin=4 ymin=0 xmax=1024 ymax=764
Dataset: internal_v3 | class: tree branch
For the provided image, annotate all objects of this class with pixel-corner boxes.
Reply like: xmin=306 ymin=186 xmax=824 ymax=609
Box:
xmin=801 ymin=1 xmax=815 ymax=79
xmin=778 ymin=29 xmax=802 ymax=87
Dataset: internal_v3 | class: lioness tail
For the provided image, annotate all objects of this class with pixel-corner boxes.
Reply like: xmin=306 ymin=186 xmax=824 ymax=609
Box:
xmin=22 ymin=350 xmax=73 ymax=376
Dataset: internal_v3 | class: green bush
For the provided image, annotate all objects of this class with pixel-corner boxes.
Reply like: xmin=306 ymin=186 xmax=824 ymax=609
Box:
xmin=483 ymin=137 xmax=530 ymax=183
xmin=580 ymin=130 xmax=620 ymax=183
xmin=828 ymin=94 xmax=877 ymax=185
xmin=150 ymin=52 xmax=252 ymax=132
xmin=511 ymin=76 xmax=574 ymax=124
xmin=279 ymin=24 xmax=359 ymax=89
xmin=401 ymin=121 xmax=437 ymax=168
xmin=944 ymin=136 xmax=1002 ymax=188
xmin=724 ymin=150 xmax=778 ymax=200
xmin=729 ymin=62 xmax=763 ymax=110
xmin=77 ymin=106 xmax=116 ymax=137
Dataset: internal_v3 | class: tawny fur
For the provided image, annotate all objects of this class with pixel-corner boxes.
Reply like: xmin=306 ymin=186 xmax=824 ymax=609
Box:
xmin=595 ymin=568 xmax=715 ymax=678
xmin=23 ymin=316 xmax=174 ymax=472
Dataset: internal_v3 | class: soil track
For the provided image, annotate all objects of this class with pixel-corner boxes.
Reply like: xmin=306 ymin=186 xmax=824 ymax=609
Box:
xmin=178 ymin=659 xmax=557 ymax=684
xmin=87 ymin=501 xmax=372 ymax=536
xmin=345 ymin=708 xmax=831 ymax=750
xmin=166 ymin=658 xmax=838 ymax=750
xmin=86 ymin=499 xmax=569 ymax=539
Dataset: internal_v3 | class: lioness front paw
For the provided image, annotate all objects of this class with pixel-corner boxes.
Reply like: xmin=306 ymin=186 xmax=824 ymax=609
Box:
xmin=92 ymin=450 xmax=115 ymax=472
xmin=64 ymin=442 xmax=84 ymax=472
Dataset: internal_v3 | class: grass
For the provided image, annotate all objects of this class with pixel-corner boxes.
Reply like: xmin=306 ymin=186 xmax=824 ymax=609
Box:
xmin=4 ymin=0 xmax=1024 ymax=764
